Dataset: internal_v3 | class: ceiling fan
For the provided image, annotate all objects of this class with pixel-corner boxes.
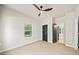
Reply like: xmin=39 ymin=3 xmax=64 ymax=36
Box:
xmin=33 ymin=4 xmax=53 ymax=16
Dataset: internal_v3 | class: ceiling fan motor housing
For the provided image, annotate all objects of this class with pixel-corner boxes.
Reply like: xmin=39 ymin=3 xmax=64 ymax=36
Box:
xmin=40 ymin=6 xmax=43 ymax=9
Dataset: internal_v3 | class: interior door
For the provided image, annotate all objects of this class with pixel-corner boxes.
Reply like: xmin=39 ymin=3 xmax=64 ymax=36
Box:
xmin=53 ymin=24 xmax=58 ymax=43
xmin=42 ymin=25 xmax=48 ymax=42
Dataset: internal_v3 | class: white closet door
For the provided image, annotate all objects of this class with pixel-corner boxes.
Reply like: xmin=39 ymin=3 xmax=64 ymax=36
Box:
xmin=74 ymin=19 xmax=78 ymax=49
xmin=65 ymin=15 xmax=75 ymax=48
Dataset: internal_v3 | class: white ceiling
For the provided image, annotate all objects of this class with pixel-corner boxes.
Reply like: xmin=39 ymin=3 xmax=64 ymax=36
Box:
xmin=4 ymin=4 xmax=77 ymax=20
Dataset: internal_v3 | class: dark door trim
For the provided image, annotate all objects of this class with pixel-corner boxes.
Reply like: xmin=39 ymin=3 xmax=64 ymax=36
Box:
xmin=78 ymin=18 xmax=79 ymax=50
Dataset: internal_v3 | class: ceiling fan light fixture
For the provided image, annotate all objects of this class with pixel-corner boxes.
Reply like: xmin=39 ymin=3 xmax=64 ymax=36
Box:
xmin=40 ymin=11 xmax=42 ymax=14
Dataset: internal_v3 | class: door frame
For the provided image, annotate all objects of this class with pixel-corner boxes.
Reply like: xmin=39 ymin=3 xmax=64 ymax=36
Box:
xmin=74 ymin=17 xmax=78 ymax=49
xmin=58 ymin=23 xmax=65 ymax=44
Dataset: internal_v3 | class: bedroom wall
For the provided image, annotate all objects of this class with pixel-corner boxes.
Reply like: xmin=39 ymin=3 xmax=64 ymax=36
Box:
xmin=55 ymin=11 xmax=77 ymax=49
xmin=55 ymin=5 xmax=79 ymax=49
xmin=0 ymin=6 xmax=41 ymax=52
xmin=74 ymin=5 xmax=79 ymax=49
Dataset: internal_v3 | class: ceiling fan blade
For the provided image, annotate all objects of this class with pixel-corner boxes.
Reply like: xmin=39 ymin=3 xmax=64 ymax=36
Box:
xmin=43 ymin=8 xmax=53 ymax=11
xmin=38 ymin=13 xmax=41 ymax=16
xmin=33 ymin=4 xmax=40 ymax=10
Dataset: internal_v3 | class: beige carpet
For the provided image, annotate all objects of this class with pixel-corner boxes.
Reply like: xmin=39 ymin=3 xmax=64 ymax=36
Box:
xmin=0 ymin=40 xmax=79 ymax=55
